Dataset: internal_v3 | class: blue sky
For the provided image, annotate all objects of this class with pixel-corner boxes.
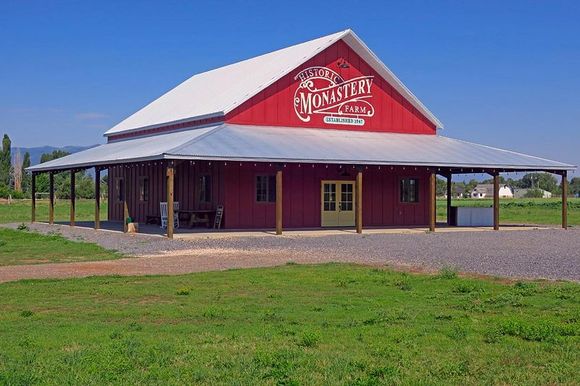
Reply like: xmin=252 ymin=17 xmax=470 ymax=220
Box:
xmin=0 ymin=0 xmax=578 ymax=175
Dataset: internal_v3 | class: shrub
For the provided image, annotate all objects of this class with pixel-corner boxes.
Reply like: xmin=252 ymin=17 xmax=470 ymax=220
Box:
xmin=394 ymin=273 xmax=412 ymax=291
xmin=512 ymin=281 xmax=538 ymax=296
xmin=446 ymin=323 xmax=468 ymax=340
xmin=524 ymin=188 xmax=545 ymax=198
xmin=176 ymin=287 xmax=190 ymax=296
xmin=438 ymin=267 xmax=458 ymax=279
xmin=202 ymin=306 xmax=222 ymax=319
xmin=20 ymin=310 xmax=34 ymax=318
xmin=483 ymin=326 xmax=503 ymax=343
xmin=500 ymin=319 xmax=559 ymax=342
xmin=453 ymin=282 xmax=480 ymax=294
xmin=298 ymin=331 xmax=320 ymax=348
xmin=0 ymin=186 xmax=25 ymax=199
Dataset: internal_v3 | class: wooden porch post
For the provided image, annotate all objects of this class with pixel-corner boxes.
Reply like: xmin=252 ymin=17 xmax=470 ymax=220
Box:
xmin=276 ymin=168 xmax=283 ymax=235
xmin=355 ymin=169 xmax=363 ymax=234
xmin=446 ymin=173 xmax=452 ymax=225
xmin=429 ymin=172 xmax=436 ymax=232
xmin=167 ymin=165 xmax=175 ymax=239
xmin=94 ymin=168 xmax=101 ymax=230
xmin=70 ymin=170 xmax=76 ymax=226
xmin=493 ymin=174 xmax=500 ymax=230
xmin=123 ymin=168 xmax=129 ymax=233
xmin=31 ymin=172 xmax=36 ymax=223
xmin=562 ymin=170 xmax=568 ymax=229
xmin=49 ymin=172 xmax=55 ymax=225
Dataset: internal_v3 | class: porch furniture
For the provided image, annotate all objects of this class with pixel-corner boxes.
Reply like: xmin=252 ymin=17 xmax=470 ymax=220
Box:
xmin=449 ymin=206 xmax=493 ymax=227
xmin=160 ymin=201 xmax=180 ymax=229
xmin=178 ymin=209 xmax=215 ymax=228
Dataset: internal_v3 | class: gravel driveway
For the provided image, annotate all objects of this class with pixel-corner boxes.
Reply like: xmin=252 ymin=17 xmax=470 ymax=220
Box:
xmin=1 ymin=223 xmax=579 ymax=282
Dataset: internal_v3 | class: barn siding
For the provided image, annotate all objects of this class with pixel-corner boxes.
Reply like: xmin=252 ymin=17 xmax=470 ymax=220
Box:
xmin=108 ymin=161 xmax=226 ymax=223
xmin=109 ymin=162 xmax=430 ymax=228
xmin=226 ymin=40 xmax=436 ymax=135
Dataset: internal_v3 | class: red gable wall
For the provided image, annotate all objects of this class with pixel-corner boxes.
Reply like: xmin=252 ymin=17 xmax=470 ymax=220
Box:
xmin=227 ymin=40 xmax=436 ymax=134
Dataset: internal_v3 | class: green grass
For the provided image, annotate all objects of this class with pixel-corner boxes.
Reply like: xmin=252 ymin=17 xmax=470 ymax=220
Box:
xmin=0 ymin=264 xmax=577 ymax=384
xmin=0 ymin=199 xmax=107 ymax=224
xmin=0 ymin=228 xmax=121 ymax=266
xmin=437 ymin=198 xmax=580 ymax=226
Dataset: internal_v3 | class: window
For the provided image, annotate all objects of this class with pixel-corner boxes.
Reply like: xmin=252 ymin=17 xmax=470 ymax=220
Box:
xmin=138 ymin=177 xmax=149 ymax=202
xmin=116 ymin=177 xmax=125 ymax=202
xmin=199 ymin=175 xmax=212 ymax=203
xmin=400 ymin=178 xmax=419 ymax=203
xmin=323 ymin=183 xmax=336 ymax=211
xmin=340 ymin=183 xmax=353 ymax=211
xmin=256 ymin=175 xmax=276 ymax=202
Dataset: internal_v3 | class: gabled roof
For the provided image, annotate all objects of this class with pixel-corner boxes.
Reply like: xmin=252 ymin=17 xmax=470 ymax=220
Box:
xmin=105 ymin=29 xmax=443 ymax=137
xmin=30 ymin=124 xmax=575 ymax=172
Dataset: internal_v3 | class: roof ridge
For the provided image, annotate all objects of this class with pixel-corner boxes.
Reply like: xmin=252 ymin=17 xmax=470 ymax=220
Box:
xmin=220 ymin=29 xmax=350 ymax=114
xmin=104 ymin=29 xmax=446 ymax=137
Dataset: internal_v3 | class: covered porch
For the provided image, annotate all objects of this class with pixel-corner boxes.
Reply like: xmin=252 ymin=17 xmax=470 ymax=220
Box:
xmin=27 ymin=124 xmax=575 ymax=238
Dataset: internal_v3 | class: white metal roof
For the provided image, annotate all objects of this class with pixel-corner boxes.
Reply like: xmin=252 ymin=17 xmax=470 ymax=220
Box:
xmin=30 ymin=124 xmax=575 ymax=172
xmin=28 ymin=126 xmax=216 ymax=171
xmin=104 ymin=29 xmax=443 ymax=137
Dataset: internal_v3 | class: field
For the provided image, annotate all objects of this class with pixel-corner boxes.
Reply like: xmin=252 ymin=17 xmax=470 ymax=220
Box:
xmin=0 ymin=199 xmax=107 ymax=224
xmin=0 ymin=264 xmax=577 ymax=384
xmin=0 ymin=228 xmax=121 ymax=266
xmin=0 ymin=198 xmax=578 ymax=227
xmin=437 ymin=198 xmax=579 ymax=226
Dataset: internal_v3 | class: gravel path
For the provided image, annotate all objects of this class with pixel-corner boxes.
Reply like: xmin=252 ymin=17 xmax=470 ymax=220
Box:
xmin=1 ymin=223 xmax=579 ymax=282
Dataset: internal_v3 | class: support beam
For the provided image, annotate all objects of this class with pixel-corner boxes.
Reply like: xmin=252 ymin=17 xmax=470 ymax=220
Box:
xmin=94 ymin=168 xmax=101 ymax=230
xmin=31 ymin=173 xmax=36 ymax=223
xmin=493 ymin=174 xmax=500 ymax=230
xmin=562 ymin=170 xmax=568 ymax=229
xmin=446 ymin=173 xmax=452 ymax=225
xmin=276 ymin=169 xmax=283 ymax=235
xmin=70 ymin=170 xmax=76 ymax=226
xmin=123 ymin=169 xmax=129 ymax=233
xmin=429 ymin=172 xmax=436 ymax=232
xmin=355 ymin=169 xmax=363 ymax=234
xmin=48 ymin=172 xmax=55 ymax=225
xmin=123 ymin=201 xmax=129 ymax=232
xmin=166 ymin=165 xmax=175 ymax=239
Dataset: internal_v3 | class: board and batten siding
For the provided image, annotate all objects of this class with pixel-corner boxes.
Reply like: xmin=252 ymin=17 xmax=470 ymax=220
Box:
xmin=108 ymin=162 xmax=429 ymax=229
xmin=108 ymin=162 xmax=225 ymax=223
xmin=226 ymin=40 xmax=436 ymax=135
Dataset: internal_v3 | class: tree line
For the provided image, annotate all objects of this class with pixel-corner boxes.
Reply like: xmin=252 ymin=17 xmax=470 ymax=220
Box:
xmin=437 ymin=173 xmax=580 ymax=198
xmin=0 ymin=134 xmax=107 ymax=200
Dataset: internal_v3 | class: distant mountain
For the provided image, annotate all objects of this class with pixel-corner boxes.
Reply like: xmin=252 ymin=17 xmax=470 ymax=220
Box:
xmin=13 ymin=145 xmax=97 ymax=165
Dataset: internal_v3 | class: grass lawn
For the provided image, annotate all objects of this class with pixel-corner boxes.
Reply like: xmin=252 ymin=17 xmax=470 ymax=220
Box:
xmin=0 ymin=264 xmax=577 ymax=384
xmin=437 ymin=198 xmax=580 ymax=226
xmin=0 ymin=199 xmax=107 ymax=224
xmin=0 ymin=228 xmax=121 ymax=266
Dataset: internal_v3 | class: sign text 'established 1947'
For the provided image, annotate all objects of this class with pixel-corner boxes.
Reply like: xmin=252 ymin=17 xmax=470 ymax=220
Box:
xmin=293 ymin=66 xmax=374 ymax=126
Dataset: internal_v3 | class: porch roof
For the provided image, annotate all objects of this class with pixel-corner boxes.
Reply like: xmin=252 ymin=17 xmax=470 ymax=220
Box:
xmin=28 ymin=124 xmax=575 ymax=172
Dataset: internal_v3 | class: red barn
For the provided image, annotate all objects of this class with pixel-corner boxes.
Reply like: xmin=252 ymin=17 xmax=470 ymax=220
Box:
xmin=29 ymin=29 xmax=575 ymax=236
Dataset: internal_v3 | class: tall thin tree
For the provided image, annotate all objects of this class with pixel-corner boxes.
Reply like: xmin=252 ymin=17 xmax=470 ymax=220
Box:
xmin=0 ymin=134 xmax=11 ymax=187
xmin=11 ymin=149 xmax=23 ymax=192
